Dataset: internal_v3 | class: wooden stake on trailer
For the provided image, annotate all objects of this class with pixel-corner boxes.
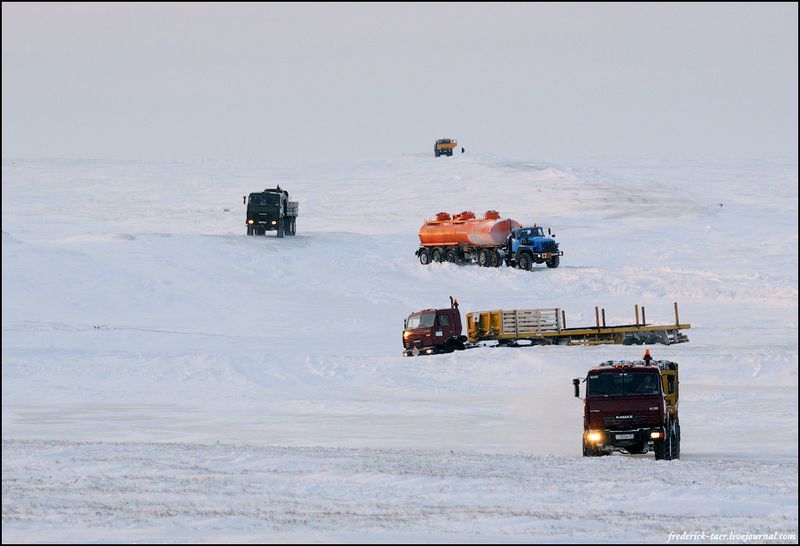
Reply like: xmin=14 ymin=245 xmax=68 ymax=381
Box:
xmin=562 ymin=309 xmax=567 ymax=329
xmin=635 ymin=305 xmax=640 ymax=327
xmin=674 ymin=302 xmax=680 ymax=326
xmin=601 ymin=308 xmax=606 ymax=327
xmin=642 ymin=306 xmax=646 ymax=326
xmin=595 ymin=307 xmax=600 ymax=329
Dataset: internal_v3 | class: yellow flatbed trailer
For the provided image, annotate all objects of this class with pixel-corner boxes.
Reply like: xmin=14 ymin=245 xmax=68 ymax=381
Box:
xmin=466 ymin=303 xmax=690 ymax=346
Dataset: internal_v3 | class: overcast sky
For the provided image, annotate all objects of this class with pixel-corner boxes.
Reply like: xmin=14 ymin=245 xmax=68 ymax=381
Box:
xmin=2 ymin=3 xmax=797 ymax=161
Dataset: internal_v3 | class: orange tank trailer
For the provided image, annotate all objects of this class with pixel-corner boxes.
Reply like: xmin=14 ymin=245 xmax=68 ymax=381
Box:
xmin=418 ymin=210 xmax=521 ymax=248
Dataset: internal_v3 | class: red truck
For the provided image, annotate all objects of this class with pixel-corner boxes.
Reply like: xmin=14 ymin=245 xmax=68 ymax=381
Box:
xmin=402 ymin=297 xmax=468 ymax=356
xmin=573 ymin=357 xmax=680 ymax=460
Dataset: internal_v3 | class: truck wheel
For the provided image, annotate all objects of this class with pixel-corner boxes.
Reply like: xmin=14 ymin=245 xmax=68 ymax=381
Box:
xmin=490 ymin=250 xmax=501 ymax=267
xmin=546 ymin=255 xmax=560 ymax=268
xmin=670 ymin=424 xmax=681 ymax=459
xmin=445 ymin=248 xmax=458 ymax=263
xmin=287 ymin=218 xmax=296 ymax=236
xmin=418 ymin=249 xmax=432 ymax=265
xmin=518 ymin=253 xmax=531 ymax=271
xmin=478 ymin=249 xmax=489 ymax=267
xmin=432 ymin=248 xmax=444 ymax=263
xmin=247 ymin=227 xmax=254 ymax=236
xmin=654 ymin=429 xmax=673 ymax=460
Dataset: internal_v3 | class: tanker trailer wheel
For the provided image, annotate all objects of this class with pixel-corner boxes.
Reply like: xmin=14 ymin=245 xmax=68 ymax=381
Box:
xmin=546 ymin=255 xmax=560 ymax=268
xmin=418 ymin=249 xmax=432 ymax=265
xmin=478 ymin=249 xmax=489 ymax=267
xmin=432 ymin=248 xmax=444 ymax=263
xmin=490 ymin=250 xmax=501 ymax=267
xmin=445 ymin=248 xmax=458 ymax=264
xmin=518 ymin=253 xmax=531 ymax=271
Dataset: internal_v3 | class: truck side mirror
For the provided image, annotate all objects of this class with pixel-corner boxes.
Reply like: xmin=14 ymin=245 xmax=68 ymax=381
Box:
xmin=403 ymin=319 xmax=407 ymax=329
xmin=243 ymin=196 xmax=246 ymax=205
xmin=548 ymin=228 xmax=551 ymax=235
xmin=573 ymin=378 xmax=580 ymax=398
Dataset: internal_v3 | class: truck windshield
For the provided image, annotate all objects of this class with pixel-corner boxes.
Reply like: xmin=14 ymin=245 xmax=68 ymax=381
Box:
xmin=406 ymin=312 xmax=435 ymax=329
xmin=250 ymin=194 xmax=280 ymax=206
xmin=586 ymin=372 xmax=661 ymax=396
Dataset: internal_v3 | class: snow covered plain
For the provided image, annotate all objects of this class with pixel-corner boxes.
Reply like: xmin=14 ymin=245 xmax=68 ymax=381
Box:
xmin=2 ymin=155 xmax=797 ymax=542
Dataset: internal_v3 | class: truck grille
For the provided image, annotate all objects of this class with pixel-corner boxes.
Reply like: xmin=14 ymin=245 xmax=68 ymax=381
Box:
xmin=603 ymin=415 xmax=646 ymax=429
xmin=541 ymin=241 xmax=558 ymax=253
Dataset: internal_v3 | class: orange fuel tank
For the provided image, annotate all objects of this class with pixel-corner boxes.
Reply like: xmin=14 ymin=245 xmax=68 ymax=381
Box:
xmin=419 ymin=211 xmax=521 ymax=247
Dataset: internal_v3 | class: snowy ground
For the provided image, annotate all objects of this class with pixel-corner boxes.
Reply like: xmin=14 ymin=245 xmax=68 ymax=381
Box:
xmin=2 ymin=155 xmax=798 ymax=542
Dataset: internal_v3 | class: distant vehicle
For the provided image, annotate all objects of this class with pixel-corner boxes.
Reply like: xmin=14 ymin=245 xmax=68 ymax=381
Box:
xmin=403 ymin=300 xmax=690 ymax=356
xmin=574 ymin=358 xmax=680 ymax=460
xmin=434 ymin=138 xmax=458 ymax=157
xmin=244 ymin=187 xmax=298 ymax=237
xmin=415 ymin=210 xmax=562 ymax=269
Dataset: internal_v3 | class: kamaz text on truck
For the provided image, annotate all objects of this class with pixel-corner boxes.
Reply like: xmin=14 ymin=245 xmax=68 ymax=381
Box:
xmin=244 ymin=186 xmax=298 ymax=238
xmin=573 ymin=357 xmax=680 ymax=460
xmin=415 ymin=210 xmax=562 ymax=270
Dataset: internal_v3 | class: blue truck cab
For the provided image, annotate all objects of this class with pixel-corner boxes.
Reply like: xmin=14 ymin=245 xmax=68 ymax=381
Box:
xmin=507 ymin=225 xmax=563 ymax=270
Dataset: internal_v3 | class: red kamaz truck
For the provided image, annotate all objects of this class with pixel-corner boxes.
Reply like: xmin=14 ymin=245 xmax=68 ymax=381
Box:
xmin=402 ymin=297 xmax=468 ymax=356
xmin=573 ymin=357 xmax=680 ymax=460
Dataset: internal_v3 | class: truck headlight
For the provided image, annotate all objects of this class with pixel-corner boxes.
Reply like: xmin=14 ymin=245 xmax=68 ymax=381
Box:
xmin=272 ymin=220 xmax=277 ymax=225
xmin=586 ymin=430 xmax=604 ymax=443
xmin=650 ymin=431 xmax=663 ymax=439
xmin=247 ymin=220 xmax=254 ymax=225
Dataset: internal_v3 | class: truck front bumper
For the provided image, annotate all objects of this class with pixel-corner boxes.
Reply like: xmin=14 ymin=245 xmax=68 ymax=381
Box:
xmin=586 ymin=427 xmax=664 ymax=450
xmin=532 ymin=250 xmax=563 ymax=259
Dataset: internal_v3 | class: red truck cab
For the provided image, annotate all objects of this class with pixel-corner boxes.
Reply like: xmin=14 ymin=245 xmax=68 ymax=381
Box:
xmin=403 ymin=297 xmax=467 ymax=356
xmin=574 ymin=359 xmax=680 ymax=460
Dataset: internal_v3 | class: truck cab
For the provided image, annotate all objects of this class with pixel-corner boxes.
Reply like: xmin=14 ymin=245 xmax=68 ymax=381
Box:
xmin=574 ymin=359 xmax=680 ymax=460
xmin=245 ymin=187 xmax=298 ymax=237
xmin=403 ymin=298 xmax=467 ymax=356
xmin=508 ymin=226 xmax=562 ymax=269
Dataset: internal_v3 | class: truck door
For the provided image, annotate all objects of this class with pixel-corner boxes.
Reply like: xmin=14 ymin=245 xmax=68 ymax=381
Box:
xmin=435 ymin=311 xmax=456 ymax=341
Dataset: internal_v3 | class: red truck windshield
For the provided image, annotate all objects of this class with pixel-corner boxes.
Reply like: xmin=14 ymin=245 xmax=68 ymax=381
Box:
xmin=587 ymin=372 xmax=661 ymax=396
xmin=406 ymin=312 xmax=435 ymax=329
